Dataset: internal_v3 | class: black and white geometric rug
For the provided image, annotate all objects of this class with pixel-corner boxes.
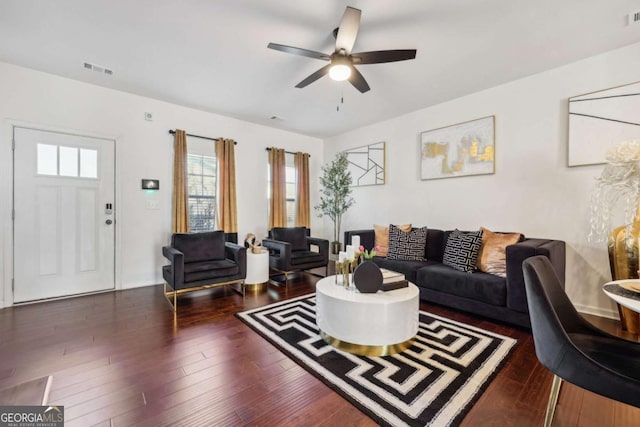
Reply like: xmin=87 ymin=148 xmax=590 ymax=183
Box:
xmin=237 ymin=294 xmax=517 ymax=427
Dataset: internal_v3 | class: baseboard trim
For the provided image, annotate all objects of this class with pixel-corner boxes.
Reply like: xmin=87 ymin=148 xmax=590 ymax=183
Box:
xmin=121 ymin=281 xmax=162 ymax=289
xmin=575 ymin=303 xmax=618 ymax=320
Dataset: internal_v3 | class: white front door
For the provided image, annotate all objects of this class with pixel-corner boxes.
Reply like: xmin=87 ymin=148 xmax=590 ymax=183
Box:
xmin=13 ymin=127 xmax=115 ymax=302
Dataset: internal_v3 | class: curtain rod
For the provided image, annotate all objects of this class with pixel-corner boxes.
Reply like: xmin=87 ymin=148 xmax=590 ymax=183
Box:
xmin=168 ymin=129 xmax=237 ymax=145
xmin=265 ymin=147 xmax=310 ymax=157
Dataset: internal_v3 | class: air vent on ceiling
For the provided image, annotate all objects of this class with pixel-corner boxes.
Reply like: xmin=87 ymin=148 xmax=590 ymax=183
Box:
xmin=629 ymin=11 xmax=640 ymax=25
xmin=82 ymin=61 xmax=113 ymax=76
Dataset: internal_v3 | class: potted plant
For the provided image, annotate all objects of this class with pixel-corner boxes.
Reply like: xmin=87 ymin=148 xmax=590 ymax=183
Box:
xmin=315 ymin=152 xmax=355 ymax=254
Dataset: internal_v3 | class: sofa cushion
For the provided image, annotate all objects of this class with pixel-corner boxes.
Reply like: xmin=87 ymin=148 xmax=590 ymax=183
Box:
xmin=442 ymin=229 xmax=482 ymax=273
xmin=272 ymin=227 xmax=307 ymax=251
xmin=425 ymin=229 xmax=446 ymax=262
xmin=374 ymin=223 xmax=411 ymax=257
xmin=290 ymin=250 xmax=325 ymax=266
xmin=416 ymin=264 xmax=507 ymax=307
xmin=388 ymin=225 xmax=428 ymax=261
xmin=372 ymin=257 xmax=439 ymax=283
xmin=172 ymin=231 xmax=226 ymax=262
xmin=477 ymin=227 xmax=522 ymax=277
xmin=183 ymin=259 xmax=239 ymax=282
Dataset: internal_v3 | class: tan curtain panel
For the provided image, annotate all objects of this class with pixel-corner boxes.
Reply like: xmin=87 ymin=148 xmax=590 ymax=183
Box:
xmin=215 ymin=138 xmax=238 ymax=234
xmin=268 ymin=147 xmax=287 ymax=229
xmin=294 ymin=152 xmax=311 ymax=228
xmin=172 ymin=130 xmax=190 ymax=233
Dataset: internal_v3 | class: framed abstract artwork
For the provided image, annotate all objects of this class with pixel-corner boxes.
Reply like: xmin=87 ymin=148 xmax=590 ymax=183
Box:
xmin=420 ymin=116 xmax=495 ymax=180
xmin=344 ymin=142 xmax=385 ymax=186
xmin=568 ymin=81 xmax=640 ymax=167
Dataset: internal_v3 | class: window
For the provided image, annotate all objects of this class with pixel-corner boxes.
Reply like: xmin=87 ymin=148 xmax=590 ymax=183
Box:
xmin=267 ymin=152 xmax=297 ymax=227
xmin=37 ymin=143 xmax=98 ymax=178
xmin=285 ymin=158 xmax=296 ymax=226
xmin=187 ymin=153 xmax=216 ymax=232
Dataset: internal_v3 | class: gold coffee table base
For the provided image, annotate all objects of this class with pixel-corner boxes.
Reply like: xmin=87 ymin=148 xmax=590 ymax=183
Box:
xmin=320 ymin=331 xmax=414 ymax=356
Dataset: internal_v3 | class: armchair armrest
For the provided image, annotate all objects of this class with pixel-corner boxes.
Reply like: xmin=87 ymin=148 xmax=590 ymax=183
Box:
xmin=263 ymin=238 xmax=292 ymax=271
xmin=307 ymin=237 xmax=329 ymax=262
xmin=162 ymin=246 xmax=184 ymax=288
xmin=262 ymin=238 xmax=291 ymax=258
xmin=225 ymin=242 xmax=247 ymax=276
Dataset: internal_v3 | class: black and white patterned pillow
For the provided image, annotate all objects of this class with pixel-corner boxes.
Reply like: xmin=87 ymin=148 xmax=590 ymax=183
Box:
xmin=387 ymin=225 xmax=427 ymax=261
xmin=443 ymin=229 xmax=482 ymax=273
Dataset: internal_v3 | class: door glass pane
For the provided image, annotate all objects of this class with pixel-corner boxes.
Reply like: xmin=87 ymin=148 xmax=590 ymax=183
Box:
xmin=59 ymin=146 xmax=79 ymax=177
xmin=80 ymin=149 xmax=98 ymax=178
xmin=37 ymin=143 xmax=58 ymax=175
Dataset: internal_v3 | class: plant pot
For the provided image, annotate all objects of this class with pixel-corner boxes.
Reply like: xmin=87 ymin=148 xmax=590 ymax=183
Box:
xmin=331 ymin=241 xmax=341 ymax=255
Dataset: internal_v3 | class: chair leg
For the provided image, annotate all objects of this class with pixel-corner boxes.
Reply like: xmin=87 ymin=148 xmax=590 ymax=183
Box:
xmin=163 ymin=282 xmax=177 ymax=313
xmin=544 ymin=374 xmax=563 ymax=427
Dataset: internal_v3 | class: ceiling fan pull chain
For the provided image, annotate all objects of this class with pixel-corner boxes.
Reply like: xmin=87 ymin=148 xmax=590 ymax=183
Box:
xmin=337 ymin=90 xmax=345 ymax=112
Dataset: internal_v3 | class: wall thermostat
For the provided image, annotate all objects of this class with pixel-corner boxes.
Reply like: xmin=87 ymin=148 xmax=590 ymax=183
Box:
xmin=141 ymin=179 xmax=159 ymax=190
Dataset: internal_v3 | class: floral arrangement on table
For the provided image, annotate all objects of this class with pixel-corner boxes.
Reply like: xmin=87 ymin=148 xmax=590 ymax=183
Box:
xmin=589 ymin=139 xmax=640 ymax=242
xmin=359 ymin=245 xmax=380 ymax=260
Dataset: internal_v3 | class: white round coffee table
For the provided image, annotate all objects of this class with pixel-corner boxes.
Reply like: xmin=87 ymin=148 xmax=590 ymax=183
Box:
xmin=315 ymin=275 xmax=420 ymax=356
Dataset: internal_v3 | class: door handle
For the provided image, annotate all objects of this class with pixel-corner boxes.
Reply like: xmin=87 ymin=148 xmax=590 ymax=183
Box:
xmin=106 ymin=219 xmax=113 ymax=225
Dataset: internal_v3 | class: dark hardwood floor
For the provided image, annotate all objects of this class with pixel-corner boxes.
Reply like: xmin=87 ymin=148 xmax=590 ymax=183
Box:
xmin=1 ymin=274 xmax=639 ymax=426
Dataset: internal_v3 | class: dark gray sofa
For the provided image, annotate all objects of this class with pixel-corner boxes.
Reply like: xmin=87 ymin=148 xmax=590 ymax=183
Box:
xmin=344 ymin=228 xmax=566 ymax=328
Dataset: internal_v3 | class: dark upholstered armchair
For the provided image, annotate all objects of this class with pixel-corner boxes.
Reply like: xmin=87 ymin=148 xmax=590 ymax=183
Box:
xmin=262 ymin=227 xmax=329 ymax=283
xmin=523 ymin=256 xmax=640 ymax=427
xmin=162 ymin=231 xmax=246 ymax=311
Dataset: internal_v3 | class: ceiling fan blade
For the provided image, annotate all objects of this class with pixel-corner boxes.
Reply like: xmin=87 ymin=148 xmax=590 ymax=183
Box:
xmin=295 ymin=64 xmax=332 ymax=88
xmin=348 ymin=66 xmax=370 ymax=93
xmin=267 ymin=43 xmax=331 ymax=61
xmin=351 ymin=49 xmax=417 ymax=64
xmin=335 ymin=7 xmax=361 ymax=54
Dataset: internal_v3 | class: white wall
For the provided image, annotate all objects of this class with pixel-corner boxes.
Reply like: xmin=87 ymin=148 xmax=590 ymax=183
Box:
xmin=0 ymin=61 xmax=323 ymax=308
xmin=324 ymin=41 xmax=640 ymax=319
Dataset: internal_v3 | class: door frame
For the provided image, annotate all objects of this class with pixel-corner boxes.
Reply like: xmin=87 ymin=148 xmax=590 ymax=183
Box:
xmin=3 ymin=120 xmax=122 ymax=307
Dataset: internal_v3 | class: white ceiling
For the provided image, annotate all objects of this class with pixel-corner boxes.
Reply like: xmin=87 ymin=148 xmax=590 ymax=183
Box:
xmin=1 ymin=0 xmax=640 ymax=138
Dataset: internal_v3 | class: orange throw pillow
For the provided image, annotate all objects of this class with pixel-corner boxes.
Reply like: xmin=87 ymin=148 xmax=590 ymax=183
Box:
xmin=477 ymin=227 xmax=521 ymax=277
xmin=374 ymin=223 xmax=412 ymax=257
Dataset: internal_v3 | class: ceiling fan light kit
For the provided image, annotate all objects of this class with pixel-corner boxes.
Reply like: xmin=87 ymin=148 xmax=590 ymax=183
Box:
xmin=268 ymin=6 xmax=416 ymax=93
xmin=329 ymin=55 xmax=352 ymax=81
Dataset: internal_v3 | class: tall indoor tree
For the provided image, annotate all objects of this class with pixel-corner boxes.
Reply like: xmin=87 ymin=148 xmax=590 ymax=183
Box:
xmin=315 ymin=152 xmax=355 ymax=253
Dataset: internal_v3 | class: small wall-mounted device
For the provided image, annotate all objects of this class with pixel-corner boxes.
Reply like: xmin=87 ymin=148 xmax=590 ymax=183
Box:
xmin=105 ymin=203 xmax=113 ymax=215
xmin=141 ymin=179 xmax=160 ymax=190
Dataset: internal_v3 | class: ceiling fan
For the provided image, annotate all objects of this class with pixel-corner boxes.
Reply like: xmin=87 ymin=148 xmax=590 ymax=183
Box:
xmin=267 ymin=6 xmax=417 ymax=93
